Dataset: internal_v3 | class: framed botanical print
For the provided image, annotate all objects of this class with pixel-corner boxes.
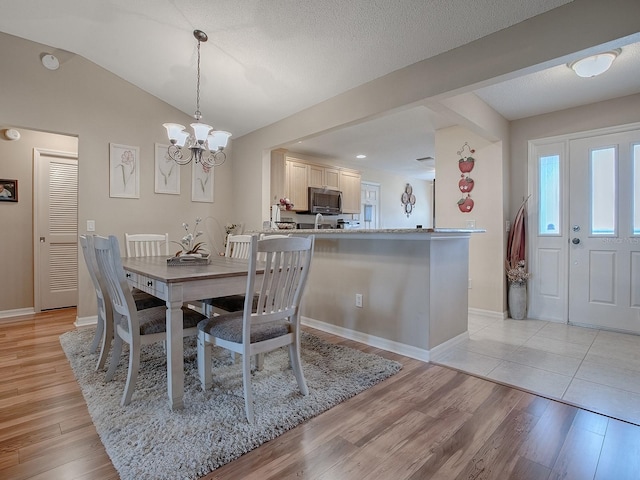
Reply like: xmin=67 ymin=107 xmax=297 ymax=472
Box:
xmin=0 ymin=179 xmax=17 ymax=202
xmin=154 ymin=143 xmax=180 ymax=194
xmin=109 ymin=143 xmax=140 ymax=198
xmin=191 ymin=161 xmax=213 ymax=202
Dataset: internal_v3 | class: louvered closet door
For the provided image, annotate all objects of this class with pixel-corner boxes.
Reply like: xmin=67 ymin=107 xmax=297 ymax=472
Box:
xmin=35 ymin=149 xmax=78 ymax=310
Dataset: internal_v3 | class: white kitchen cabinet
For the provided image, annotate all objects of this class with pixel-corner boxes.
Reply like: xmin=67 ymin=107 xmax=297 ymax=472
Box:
xmin=339 ymin=169 xmax=361 ymax=214
xmin=270 ymin=150 xmax=360 ymax=214
xmin=286 ymin=159 xmax=309 ymax=211
xmin=309 ymin=164 xmax=340 ymax=190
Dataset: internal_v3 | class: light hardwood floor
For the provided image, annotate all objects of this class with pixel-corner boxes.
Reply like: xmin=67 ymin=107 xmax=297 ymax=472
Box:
xmin=2 ymin=308 xmax=640 ymax=479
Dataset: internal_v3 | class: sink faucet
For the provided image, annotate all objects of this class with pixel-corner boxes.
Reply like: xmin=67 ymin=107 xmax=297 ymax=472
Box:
xmin=314 ymin=213 xmax=323 ymax=229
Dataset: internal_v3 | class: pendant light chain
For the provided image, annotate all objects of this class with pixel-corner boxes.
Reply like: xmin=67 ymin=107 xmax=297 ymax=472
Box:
xmin=195 ymin=38 xmax=202 ymax=121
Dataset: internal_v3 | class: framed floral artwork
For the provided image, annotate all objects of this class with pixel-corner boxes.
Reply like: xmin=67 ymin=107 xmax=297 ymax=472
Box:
xmin=154 ymin=143 xmax=180 ymax=195
xmin=109 ymin=143 xmax=140 ymax=198
xmin=191 ymin=161 xmax=213 ymax=203
xmin=0 ymin=179 xmax=17 ymax=202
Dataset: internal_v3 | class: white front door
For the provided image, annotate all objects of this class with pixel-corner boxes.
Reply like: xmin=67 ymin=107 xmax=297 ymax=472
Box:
xmin=568 ymin=131 xmax=640 ymax=332
xmin=34 ymin=148 xmax=78 ymax=311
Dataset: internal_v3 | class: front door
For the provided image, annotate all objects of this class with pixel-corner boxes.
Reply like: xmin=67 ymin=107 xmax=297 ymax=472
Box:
xmin=568 ymin=130 xmax=640 ymax=332
xmin=34 ymin=148 xmax=78 ymax=311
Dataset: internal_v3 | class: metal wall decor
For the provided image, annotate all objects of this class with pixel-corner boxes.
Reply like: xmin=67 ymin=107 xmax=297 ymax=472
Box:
xmin=456 ymin=142 xmax=475 ymax=213
xmin=401 ymin=183 xmax=416 ymax=217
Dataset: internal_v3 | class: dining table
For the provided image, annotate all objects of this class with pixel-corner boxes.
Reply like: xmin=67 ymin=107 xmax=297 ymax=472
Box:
xmin=121 ymin=254 xmax=260 ymax=410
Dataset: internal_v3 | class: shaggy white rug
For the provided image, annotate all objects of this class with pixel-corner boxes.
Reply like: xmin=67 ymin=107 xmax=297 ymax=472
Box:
xmin=60 ymin=329 xmax=402 ymax=480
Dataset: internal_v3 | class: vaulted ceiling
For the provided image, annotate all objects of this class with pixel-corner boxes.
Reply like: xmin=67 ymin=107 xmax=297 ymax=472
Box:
xmin=1 ymin=0 xmax=639 ymax=179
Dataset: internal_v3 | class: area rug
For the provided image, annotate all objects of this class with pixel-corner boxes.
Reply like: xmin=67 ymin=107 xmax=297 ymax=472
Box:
xmin=60 ymin=329 xmax=402 ymax=479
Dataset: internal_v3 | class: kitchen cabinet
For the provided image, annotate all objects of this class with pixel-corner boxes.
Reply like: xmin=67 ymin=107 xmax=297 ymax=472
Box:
xmin=270 ymin=149 xmax=360 ymax=214
xmin=339 ymin=169 xmax=361 ymax=214
xmin=286 ymin=159 xmax=309 ymax=211
xmin=309 ymin=164 xmax=340 ymax=190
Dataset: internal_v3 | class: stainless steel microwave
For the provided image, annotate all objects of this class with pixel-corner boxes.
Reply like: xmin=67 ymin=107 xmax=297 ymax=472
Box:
xmin=308 ymin=187 xmax=342 ymax=215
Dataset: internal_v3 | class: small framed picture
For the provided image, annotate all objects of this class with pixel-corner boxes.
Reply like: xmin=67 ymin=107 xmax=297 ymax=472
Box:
xmin=0 ymin=179 xmax=17 ymax=202
xmin=192 ymin=162 xmax=214 ymax=203
xmin=109 ymin=143 xmax=140 ymax=198
xmin=154 ymin=143 xmax=180 ymax=194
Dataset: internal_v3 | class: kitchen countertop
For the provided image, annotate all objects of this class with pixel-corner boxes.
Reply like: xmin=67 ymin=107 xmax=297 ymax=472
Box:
xmin=259 ymin=228 xmax=485 ymax=238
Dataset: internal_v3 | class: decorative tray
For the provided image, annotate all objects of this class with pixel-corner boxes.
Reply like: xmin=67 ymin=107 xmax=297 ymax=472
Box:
xmin=167 ymin=256 xmax=211 ymax=266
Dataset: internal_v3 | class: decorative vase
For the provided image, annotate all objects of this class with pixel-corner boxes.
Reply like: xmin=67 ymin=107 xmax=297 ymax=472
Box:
xmin=508 ymin=282 xmax=527 ymax=320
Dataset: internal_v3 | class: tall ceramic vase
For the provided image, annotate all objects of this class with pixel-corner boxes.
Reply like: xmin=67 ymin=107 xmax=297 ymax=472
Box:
xmin=508 ymin=282 xmax=527 ymax=320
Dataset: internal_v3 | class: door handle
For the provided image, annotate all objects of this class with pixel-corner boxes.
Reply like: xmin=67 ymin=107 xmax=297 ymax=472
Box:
xmin=572 ymin=238 xmax=581 ymax=245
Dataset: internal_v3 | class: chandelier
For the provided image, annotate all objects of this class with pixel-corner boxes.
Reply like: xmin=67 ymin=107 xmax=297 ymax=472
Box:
xmin=163 ymin=30 xmax=231 ymax=167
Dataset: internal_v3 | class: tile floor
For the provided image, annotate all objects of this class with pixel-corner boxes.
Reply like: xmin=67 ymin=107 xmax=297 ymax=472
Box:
xmin=431 ymin=314 xmax=640 ymax=426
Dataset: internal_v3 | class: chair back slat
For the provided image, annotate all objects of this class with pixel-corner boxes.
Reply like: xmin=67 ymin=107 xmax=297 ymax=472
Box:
xmin=125 ymin=233 xmax=169 ymax=257
xmin=225 ymin=234 xmax=253 ymax=259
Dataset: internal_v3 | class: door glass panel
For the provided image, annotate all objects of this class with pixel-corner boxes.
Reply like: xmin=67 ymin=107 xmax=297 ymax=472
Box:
xmin=591 ymin=147 xmax=616 ymax=235
xmin=634 ymin=144 xmax=640 ymax=235
xmin=539 ymin=155 xmax=560 ymax=235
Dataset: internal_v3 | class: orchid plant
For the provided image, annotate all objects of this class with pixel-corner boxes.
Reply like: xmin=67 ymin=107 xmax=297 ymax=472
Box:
xmin=173 ymin=217 xmax=207 ymax=256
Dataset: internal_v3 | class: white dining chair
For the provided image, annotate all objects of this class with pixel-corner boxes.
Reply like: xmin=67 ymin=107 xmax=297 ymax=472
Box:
xmin=202 ymin=233 xmax=291 ymax=315
xmin=125 ymin=233 xmax=169 ymax=257
xmin=80 ymin=235 xmax=165 ymax=372
xmin=92 ymin=234 xmax=206 ymax=406
xmin=197 ymin=234 xmax=315 ymax=423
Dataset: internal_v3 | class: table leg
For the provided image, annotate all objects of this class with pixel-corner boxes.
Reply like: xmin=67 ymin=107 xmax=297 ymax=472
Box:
xmin=166 ymin=285 xmax=184 ymax=410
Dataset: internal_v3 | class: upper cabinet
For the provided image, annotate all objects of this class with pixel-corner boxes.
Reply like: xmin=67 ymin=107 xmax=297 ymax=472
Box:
xmin=271 ymin=150 xmax=361 ymax=214
xmin=339 ymin=169 xmax=361 ymax=214
xmin=309 ymin=164 xmax=340 ymax=190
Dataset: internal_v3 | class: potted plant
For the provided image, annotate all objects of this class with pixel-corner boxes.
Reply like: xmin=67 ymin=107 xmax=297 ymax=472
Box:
xmin=173 ymin=217 xmax=208 ymax=257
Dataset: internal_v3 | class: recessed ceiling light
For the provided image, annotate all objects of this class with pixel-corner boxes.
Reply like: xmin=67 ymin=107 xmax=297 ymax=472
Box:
xmin=568 ymin=49 xmax=621 ymax=78
xmin=356 ymin=154 xmax=366 ymax=159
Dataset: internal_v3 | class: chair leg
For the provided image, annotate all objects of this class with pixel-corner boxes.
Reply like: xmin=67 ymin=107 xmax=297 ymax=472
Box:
xmin=242 ymin=352 xmax=255 ymax=423
xmin=89 ymin=313 xmax=103 ymax=354
xmin=197 ymin=331 xmax=213 ymax=391
xmin=121 ymin=339 xmax=141 ymax=406
xmin=255 ymin=353 xmax=264 ymax=371
xmin=105 ymin=333 xmax=123 ymax=382
xmin=95 ymin=311 xmax=113 ymax=372
xmin=289 ymin=342 xmax=309 ymax=396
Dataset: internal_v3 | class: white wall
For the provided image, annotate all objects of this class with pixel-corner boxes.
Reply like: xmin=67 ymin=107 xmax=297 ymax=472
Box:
xmin=435 ymin=126 xmax=505 ymax=313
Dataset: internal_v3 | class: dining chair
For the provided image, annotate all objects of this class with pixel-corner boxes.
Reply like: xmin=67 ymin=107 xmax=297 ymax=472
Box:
xmin=80 ymin=235 xmax=165 ymax=372
xmin=92 ymin=234 xmax=206 ymax=406
xmin=197 ymin=234 xmax=315 ymax=423
xmin=124 ymin=233 xmax=169 ymax=257
xmin=202 ymin=233 xmax=291 ymax=315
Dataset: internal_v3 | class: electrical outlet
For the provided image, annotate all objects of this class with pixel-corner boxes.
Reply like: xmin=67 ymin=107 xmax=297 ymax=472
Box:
xmin=355 ymin=293 xmax=363 ymax=308
xmin=468 ymin=278 xmax=472 ymax=289
xmin=506 ymin=220 xmax=511 ymax=232
xmin=87 ymin=220 xmax=96 ymax=232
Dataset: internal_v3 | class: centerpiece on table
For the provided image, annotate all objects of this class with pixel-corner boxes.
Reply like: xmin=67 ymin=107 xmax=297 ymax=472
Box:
xmin=173 ymin=217 xmax=209 ymax=258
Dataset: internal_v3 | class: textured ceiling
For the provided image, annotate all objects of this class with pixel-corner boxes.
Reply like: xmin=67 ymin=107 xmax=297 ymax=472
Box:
xmin=0 ymin=0 xmax=571 ymax=137
xmin=3 ymin=1 xmax=639 ymax=181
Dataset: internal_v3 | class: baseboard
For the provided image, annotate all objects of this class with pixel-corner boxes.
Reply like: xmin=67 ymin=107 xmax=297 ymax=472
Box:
xmin=75 ymin=315 xmax=98 ymax=328
xmin=429 ymin=331 xmax=470 ymax=360
xmin=0 ymin=307 xmax=35 ymax=320
xmin=468 ymin=307 xmax=506 ymax=320
xmin=301 ymin=316 xmax=430 ymax=362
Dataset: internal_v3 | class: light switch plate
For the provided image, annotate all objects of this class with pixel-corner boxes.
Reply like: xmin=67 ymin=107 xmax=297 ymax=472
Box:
xmin=87 ymin=220 xmax=95 ymax=232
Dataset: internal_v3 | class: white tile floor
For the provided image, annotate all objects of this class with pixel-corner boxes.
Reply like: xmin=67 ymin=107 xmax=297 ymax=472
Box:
xmin=431 ymin=314 xmax=640 ymax=426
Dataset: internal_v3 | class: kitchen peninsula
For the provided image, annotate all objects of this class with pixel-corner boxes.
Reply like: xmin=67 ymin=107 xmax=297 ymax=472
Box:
xmin=274 ymin=228 xmax=481 ymax=360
